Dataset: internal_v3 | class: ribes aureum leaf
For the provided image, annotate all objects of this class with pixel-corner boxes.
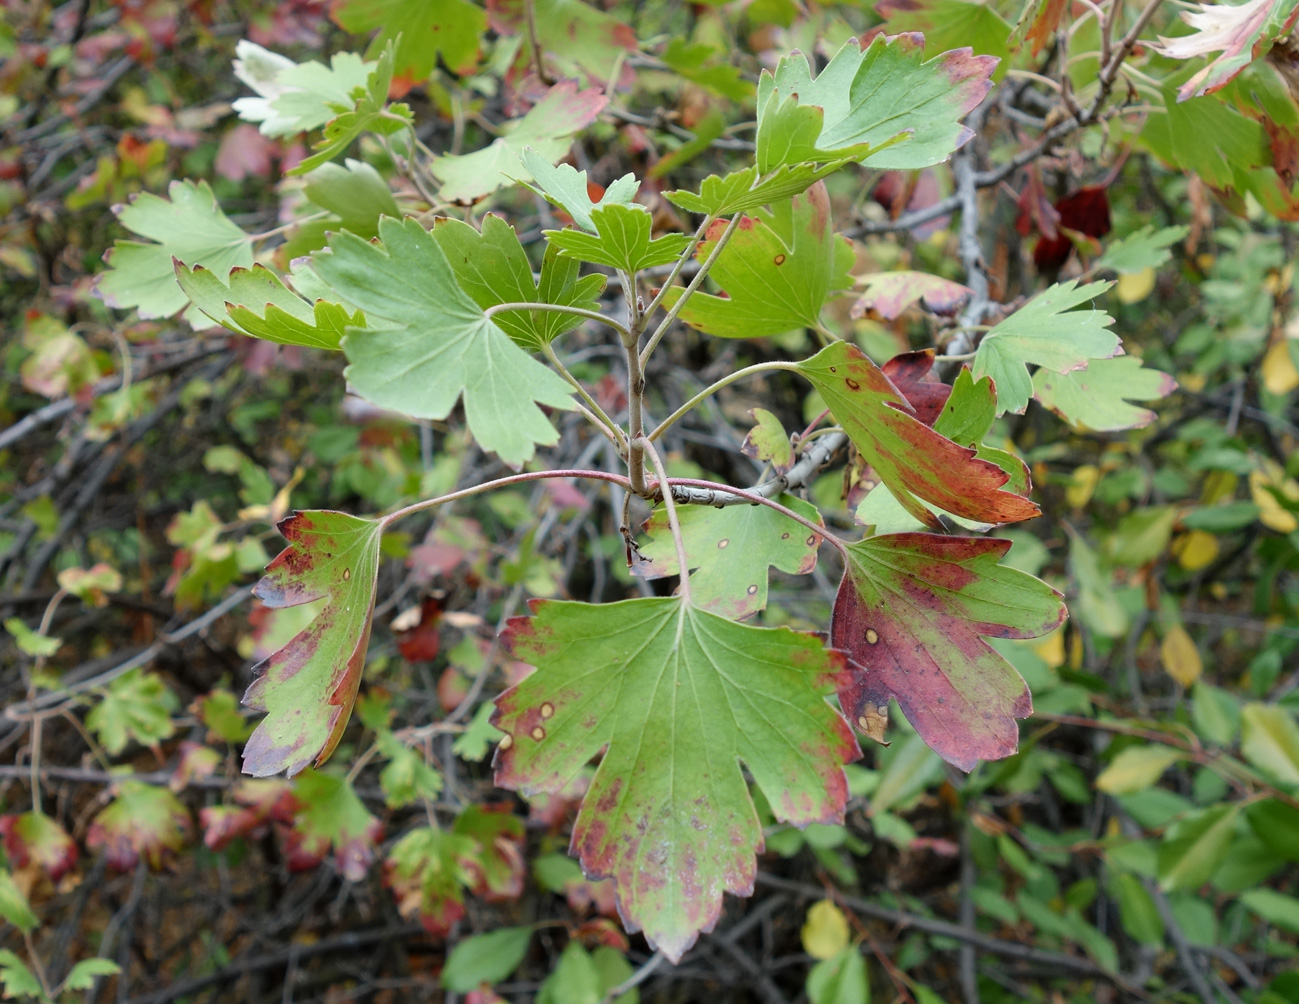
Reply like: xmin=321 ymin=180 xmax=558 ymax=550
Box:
xmin=664 ymin=163 xmax=849 ymax=217
xmin=332 ymin=0 xmax=487 ymax=83
xmin=0 ymin=812 xmax=78 ymax=882
xmin=290 ymin=769 xmax=383 ymax=881
xmin=636 ymin=494 xmax=822 ymax=619
xmin=1155 ymin=0 xmax=1299 ymax=101
xmin=232 ymin=41 xmax=373 ymax=137
xmin=972 ymin=279 xmax=1119 ymax=416
xmin=282 ymin=159 xmax=400 ymax=259
xmin=492 ymin=596 xmax=859 ymax=961
xmin=1096 ymin=225 xmax=1189 ymax=274
xmin=95 ymin=180 xmax=254 ymax=321
xmin=519 ymin=148 xmax=638 ymax=232
xmin=1032 ymin=355 xmax=1177 ymax=431
xmin=857 ymin=366 xmax=1032 ymax=532
xmin=433 ymin=215 xmax=606 ymax=351
xmin=242 ymin=510 xmax=383 ymax=778
xmin=851 ymin=271 xmax=972 ymax=320
xmin=742 ymin=408 xmax=795 ymax=474
xmin=175 ymin=261 xmax=362 ymax=350
xmin=309 ymin=216 xmax=575 ymax=466
xmin=754 ymin=35 xmax=996 ymax=173
xmin=288 ymin=45 xmax=412 ymax=177
xmin=488 ymin=0 xmax=638 ymax=85
xmin=86 ymin=668 xmax=178 ymax=754
xmin=797 ymin=342 xmax=1041 ymax=528
xmin=87 ymin=782 xmax=191 ymax=871
xmin=832 ymin=533 xmax=1065 ymax=770
xmin=876 ymin=0 xmax=1012 ymax=80
xmin=661 ymin=183 xmax=854 ymax=338
xmin=546 ymin=203 xmax=694 ymax=274
xmin=430 ymin=81 xmax=607 ymax=203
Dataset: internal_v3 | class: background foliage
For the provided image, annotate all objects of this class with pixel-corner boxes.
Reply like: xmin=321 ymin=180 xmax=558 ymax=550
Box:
xmin=3 ymin=0 xmax=1299 ymax=1002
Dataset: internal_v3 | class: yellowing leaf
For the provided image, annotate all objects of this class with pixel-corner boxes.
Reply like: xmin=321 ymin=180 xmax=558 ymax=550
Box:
xmin=1261 ymin=337 xmax=1299 ymax=394
xmin=802 ymin=900 xmax=851 ymax=960
xmin=1173 ymin=530 xmax=1219 ymax=571
xmin=1249 ymin=463 xmax=1299 ymax=532
xmin=1116 ymin=267 xmax=1155 ymax=304
xmin=1066 ymin=464 xmax=1100 ymax=509
xmin=1160 ymin=625 xmax=1203 ymax=687
xmin=1096 ymin=746 xmax=1183 ymax=795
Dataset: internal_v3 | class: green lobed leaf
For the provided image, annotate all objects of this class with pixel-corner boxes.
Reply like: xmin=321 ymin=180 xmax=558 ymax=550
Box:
xmin=95 ymin=180 xmax=254 ymax=321
xmin=232 ymin=41 xmax=373 ymax=137
xmin=309 ymin=215 xmax=575 ymax=466
xmin=0 ymin=950 xmax=42 ymax=1001
xmin=4 ymin=617 xmax=60 ymax=657
xmin=492 ymin=596 xmax=859 ymax=961
xmin=664 ymin=162 xmax=850 ymax=217
xmin=290 ymin=769 xmax=382 ymax=881
xmin=754 ymin=35 xmax=996 ymax=173
xmin=636 ymin=494 xmax=823 ymax=619
xmin=384 ymin=826 xmax=478 ymax=934
xmin=546 ymin=203 xmax=693 ymax=274
xmin=799 ymin=342 xmax=1041 ymax=527
xmin=283 ymin=158 xmax=401 ymax=259
xmin=1032 ymin=355 xmax=1177 ymax=432
xmin=242 ymin=511 xmax=384 ymax=777
xmin=518 ymin=147 xmax=638 ymax=232
xmin=441 ymin=927 xmax=533 ymax=992
xmin=972 ymin=280 xmax=1119 ymax=416
xmin=288 ymin=45 xmax=412 ymax=176
xmin=490 ymin=0 xmax=637 ymax=85
xmin=63 ymin=958 xmax=122 ymax=992
xmin=333 ymin=0 xmax=486 ymax=81
xmin=661 ymin=183 xmax=854 ymax=338
xmin=433 ymin=214 xmax=607 ymax=351
xmin=877 ymin=0 xmax=1012 ymax=80
xmin=377 ymin=733 xmax=443 ymax=808
xmin=175 ymin=262 xmax=362 ymax=350
xmin=831 ymin=533 xmax=1066 ymax=770
xmin=1096 ymin=225 xmax=1190 ymax=274
xmin=0 ymin=812 xmax=78 ymax=882
xmin=86 ymin=668 xmax=178 ymax=755
xmin=430 ymin=81 xmax=607 ymax=203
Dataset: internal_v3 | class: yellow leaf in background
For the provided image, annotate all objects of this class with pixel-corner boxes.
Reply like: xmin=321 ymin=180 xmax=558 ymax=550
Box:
xmin=802 ymin=900 xmax=850 ymax=960
xmin=1173 ymin=530 xmax=1219 ymax=571
xmin=1096 ymin=746 xmax=1183 ymax=794
xmin=1179 ymin=371 xmax=1207 ymax=392
xmin=1034 ymin=629 xmax=1066 ymax=669
xmin=1067 ymin=464 xmax=1100 ymax=509
xmin=1117 ymin=267 xmax=1155 ymax=304
xmin=1161 ymin=625 xmax=1203 ymax=687
xmin=1261 ymin=339 xmax=1299 ymax=395
xmin=1250 ymin=463 xmax=1299 ymax=533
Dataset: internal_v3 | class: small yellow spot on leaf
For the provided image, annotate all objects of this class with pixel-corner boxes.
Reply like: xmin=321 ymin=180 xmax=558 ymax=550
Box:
xmin=342 ymin=568 xmax=351 ymax=581
xmin=717 ymin=538 xmax=730 ymax=549
xmin=865 ymin=628 xmax=879 ymax=644
xmin=530 ymin=725 xmax=546 ymax=741
xmin=498 ymin=734 xmax=513 ymax=750
xmin=540 ymin=702 xmax=554 ymax=719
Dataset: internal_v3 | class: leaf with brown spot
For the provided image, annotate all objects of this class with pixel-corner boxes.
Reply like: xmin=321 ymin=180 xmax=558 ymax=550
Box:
xmin=242 ymin=510 xmax=383 ymax=778
xmin=492 ymin=596 xmax=859 ymax=961
xmin=832 ymin=533 xmax=1065 ymax=770
xmin=659 ymin=183 xmax=855 ymax=339
xmin=635 ymin=494 xmax=823 ymax=620
xmin=797 ymin=341 xmax=1040 ymax=527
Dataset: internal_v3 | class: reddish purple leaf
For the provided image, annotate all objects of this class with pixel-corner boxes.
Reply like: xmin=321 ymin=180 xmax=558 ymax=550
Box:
xmin=852 ymin=272 xmax=972 ymax=321
xmin=0 ymin=812 xmax=78 ymax=882
xmin=831 ymin=533 xmax=1065 ymax=770
xmin=880 ymin=349 xmax=952 ymax=425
